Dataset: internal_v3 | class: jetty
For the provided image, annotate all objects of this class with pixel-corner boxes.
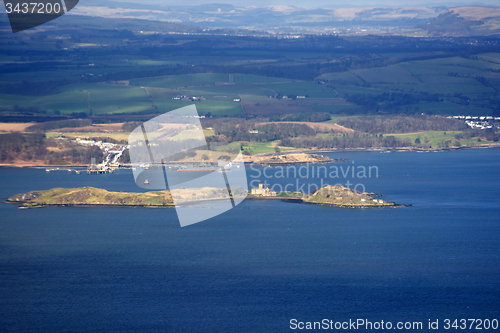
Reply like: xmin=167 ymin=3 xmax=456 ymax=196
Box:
xmin=86 ymin=146 xmax=126 ymax=174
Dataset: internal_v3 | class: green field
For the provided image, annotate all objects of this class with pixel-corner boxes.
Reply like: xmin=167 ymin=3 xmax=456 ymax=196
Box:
xmin=0 ymin=62 xmax=168 ymax=85
xmin=476 ymin=53 xmax=500 ymax=64
xmin=213 ymin=141 xmax=242 ymax=153
xmin=187 ymin=84 xmax=274 ymax=96
xmin=316 ymin=56 xmax=499 ymax=116
xmin=417 ymin=57 xmax=500 ymax=70
xmin=2 ymin=9 xmax=500 ymax=128
xmin=257 ymin=82 xmax=338 ymax=99
xmin=317 ymin=71 xmax=365 ymax=85
xmin=241 ymin=141 xmax=295 ymax=154
xmin=155 ymin=100 xmax=244 ymax=117
xmin=241 ymin=142 xmax=274 ymax=154
xmin=415 ymin=75 xmax=480 ymax=85
xmin=144 ymin=87 xmax=184 ymax=100
xmin=129 ymin=60 xmax=182 ymax=66
xmin=334 ymin=85 xmax=385 ymax=97
xmin=232 ymin=74 xmax=291 ymax=84
xmin=308 ymin=104 xmax=363 ymax=114
xmin=374 ymin=83 xmax=494 ymax=95
xmin=130 ymin=74 xmax=231 ymax=89
xmin=321 ymin=60 xmax=497 ymax=87
xmin=195 ymin=100 xmax=244 ymax=117
xmin=1 ymin=54 xmax=499 ymax=120
xmin=58 ymin=84 xmax=153 ymax=114
xmin=402 ymin=63 xmax=483 ymax=76
xmin=389 ymin=131 xmax=490 ymax=148
xmin=0 ymin=91 xmax=88 ymax=114
xmin=404 ymin=102 xmax=494 ymax=116
xmin=353 ymin=65 xmax=420 ymax=84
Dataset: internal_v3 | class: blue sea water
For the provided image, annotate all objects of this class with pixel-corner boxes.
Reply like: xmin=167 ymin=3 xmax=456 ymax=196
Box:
xmin=0 ymin=149 xmax=499 ymax=332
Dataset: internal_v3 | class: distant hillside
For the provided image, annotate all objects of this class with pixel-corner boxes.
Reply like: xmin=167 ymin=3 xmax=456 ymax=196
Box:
xmin=421 ymin=7 xmax=500 ymax=36
xmin=68 ymin=4 xmax=444 ymax=33
xmin=46 ymin=3 xmax=500 ymax=36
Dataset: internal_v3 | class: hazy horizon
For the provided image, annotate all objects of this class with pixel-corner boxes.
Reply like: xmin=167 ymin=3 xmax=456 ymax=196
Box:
xmin=100 ymin=0 xmax=500 ymax=8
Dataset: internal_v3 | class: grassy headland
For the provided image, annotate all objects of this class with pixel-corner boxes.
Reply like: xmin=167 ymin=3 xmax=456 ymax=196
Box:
xmin=8 ymin=187 xmax=174 ymax=208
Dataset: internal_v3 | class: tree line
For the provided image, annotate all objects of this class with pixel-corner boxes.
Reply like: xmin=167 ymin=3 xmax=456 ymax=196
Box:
xmin=281 ymin=134 xmax=412 ymax=149
xmin=268 ymin=113 xmax=331 ymax=123
xmin=0 ymin=133 xmax=103 ymax=165
xmin=26 ymin=119 xmax=92 ymax=132
xmin=337 ymin=115 xmax=468 ymax=134
xmin=0 ymin=133 xmax=46 ymax=163
xmin=344 ymin=92 xmax=442 ymax=113
xmin=459 ymin=128 xmax=500 ymax=142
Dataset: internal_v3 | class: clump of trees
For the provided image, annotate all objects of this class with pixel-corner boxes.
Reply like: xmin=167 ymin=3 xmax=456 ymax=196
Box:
xmin=337 ymin=115 xmax=468 ymax=134
xmin=214 ymin=122 xmax=316 ymax=142
xmin=119 ymin=149 xmax=130 ymax=163
xmin=122 ymin=121 xmax=143 ymax=132
xmin=0 ymin=133 xmax=104 ymax=164
xmin=59 ymin=146 xmax=103 ymax=165
xmin=269 ymin=112 xmax=331 ymax=122
xmin=457 ymin=128 xmax=500 ymax=142
xmin=0 ymin=133 xmax=46 ymax=162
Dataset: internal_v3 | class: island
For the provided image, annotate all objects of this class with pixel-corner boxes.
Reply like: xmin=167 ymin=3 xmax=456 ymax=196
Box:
xmin=303 ymin=185 xmax=400 ymax=208
xmin=248 ymin=184 xmax=404 ymax=208
xmin=8 ymin=187 xmax=175 ymax=208
xmin=7 ymin=185 xmax=407 ymax=209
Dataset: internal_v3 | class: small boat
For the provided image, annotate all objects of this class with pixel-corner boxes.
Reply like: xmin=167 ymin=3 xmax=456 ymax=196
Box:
xmin=144 ymin=179 xmax=149 ymax=185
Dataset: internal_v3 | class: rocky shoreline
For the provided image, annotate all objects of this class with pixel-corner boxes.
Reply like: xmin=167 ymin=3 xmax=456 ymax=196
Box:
xmin=1 ymin=144 xmax=499 ymax=168
xmin=291 ymin=200 xmax=411 ymax=209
